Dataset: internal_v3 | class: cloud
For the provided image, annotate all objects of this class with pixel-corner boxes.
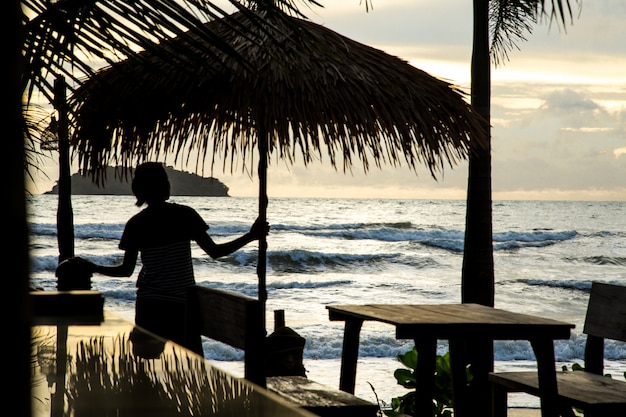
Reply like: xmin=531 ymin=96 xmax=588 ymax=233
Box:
xmin=32 ymin=0 xmax=626 ymax=201
xmin=541 ymin=89 xmax=600 ymax=112
xmin=491 ymin=86 xmax=626 ymax=198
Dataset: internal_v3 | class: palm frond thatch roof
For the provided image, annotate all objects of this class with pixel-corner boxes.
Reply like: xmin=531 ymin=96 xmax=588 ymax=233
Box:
xmin=72 ymin=10 xmax=487 ymax=181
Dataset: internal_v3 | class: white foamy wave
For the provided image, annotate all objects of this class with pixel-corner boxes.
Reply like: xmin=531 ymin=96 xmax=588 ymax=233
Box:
xmin=100 ymin=287 xmax=137 ymax=302
xmin=494 ymin=230 xmax=577 ymax=250
xmin=605 ymin=339 xmax=626 ymax=360
xmin=29 ymin=253 xmax=127 ymax=273
xmin=267 ymin=279 xmax=354 ymax=290
xmin=73 ymin=223 xmax=124 ymax=240
xmin=203 ymin=339 xmax=245 ymax=361
xmin=29 ymin=223 xmax=58 ymax=236
xmin=298 ymin=333 xmax=626 ymax=362
xmin=275 ymin=222 xmax=579 ymax=254
xmin=30 ymin=222 xmax=124 ymax=240
xmin=30 ymin=255 xmax=59 ymax=273
xmin=518 ymin=279 xmax=625 ymax=292
xmin=267 ymin=249 xmax=431 ymax=272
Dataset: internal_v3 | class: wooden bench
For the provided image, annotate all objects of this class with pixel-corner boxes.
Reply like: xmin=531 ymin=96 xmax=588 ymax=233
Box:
xmin=185 ymin=285 xmax=379 ymax=417
xmin=489 ymin=281 xmax=626 ymax=417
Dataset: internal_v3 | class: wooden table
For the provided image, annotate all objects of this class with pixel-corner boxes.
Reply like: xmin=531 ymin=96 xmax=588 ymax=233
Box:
xmin=327 ymin=303 xmax=574 ymax=417
xmin=31 ymin=306 xmax=317 ymax=417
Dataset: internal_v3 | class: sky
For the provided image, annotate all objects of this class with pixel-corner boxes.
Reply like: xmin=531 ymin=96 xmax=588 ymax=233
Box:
xmin=27 ymin=0 xmax=626 ymax=201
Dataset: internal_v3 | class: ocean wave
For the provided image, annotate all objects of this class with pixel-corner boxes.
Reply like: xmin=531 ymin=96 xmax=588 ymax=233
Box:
xmin=29 ymin=223 xmax=58 ymax=237
xmin=493 ymin=230 xmax=577 ymax=250
xmin=29 ymin=222 xmax=125 ymax=240
xmin=202 ymin=323 xmax=603 ymax=363
xmin=29 ymin=221 xmax=254 ymax=240
xmin=30 ymin=253 xmax=127 ymax=273
xmin=574 ymin=256 xmax=626 ymax=267
xmin=204 ymin=249 xmax=436 ymax=273
xmin=201 ymin=331 xmax=626 ymax=362
xmin=30 ymin=255 xmax=60 ymax=274
xmin=418 ymin=233 xmax=465 ymax=252
xmin=588 ymin=230 xmax=626 ymax=239
xmin=267 ymin=279 xmax=354 ymax=290
xmin=519 ymin=279 xmax=594 ymax=292
xmin=267 ymin=249 xmax=428 ymax=272
xmin=288 ymin=224 xmax=578 ymax=253
xmin=193 ymin=279 xmax=357 ymax=297
xmin=273 ymin=222 xmax=414 ymax=233
xmin=30 ymin=218 xmax=583 ymax=257
xmin=519 ymin=279 xmax=626 ymax=292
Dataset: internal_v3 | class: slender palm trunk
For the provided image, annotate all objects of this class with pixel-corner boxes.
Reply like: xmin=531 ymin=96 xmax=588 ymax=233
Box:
xmin=55 ymin=76 xmax=75 ymax=263
xmin=462 ymin=0 xmax=494 ymax=307
xmin=459 ymin=2 xmax=494 ymax=416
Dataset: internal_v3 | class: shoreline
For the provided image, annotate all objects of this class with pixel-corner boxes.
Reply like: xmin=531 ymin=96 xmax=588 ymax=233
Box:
xmin=507 ymin=409 xmax=541 ymax=417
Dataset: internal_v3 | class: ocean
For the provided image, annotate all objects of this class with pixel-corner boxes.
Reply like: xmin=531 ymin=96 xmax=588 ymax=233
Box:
xmin=28 ymin=195 xmax=626 ymax=409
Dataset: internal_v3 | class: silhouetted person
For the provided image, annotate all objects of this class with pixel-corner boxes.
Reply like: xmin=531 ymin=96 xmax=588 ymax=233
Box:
xmin=68 ymin=162 xmax=268 ymax=354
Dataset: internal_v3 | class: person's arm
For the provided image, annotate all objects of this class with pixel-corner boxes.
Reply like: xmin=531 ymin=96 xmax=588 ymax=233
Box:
xmin=196 ymin=218 xmax=269 ymax=259
xmin=92 ymin=249 xmax=138 ymax=277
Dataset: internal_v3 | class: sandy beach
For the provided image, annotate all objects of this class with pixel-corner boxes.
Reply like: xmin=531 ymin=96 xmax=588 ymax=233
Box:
xmin=507 ymin=409 xmax=541 ymax=417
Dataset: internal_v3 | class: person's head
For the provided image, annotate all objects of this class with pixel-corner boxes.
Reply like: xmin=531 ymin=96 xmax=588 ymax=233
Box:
xmin=132 ymin=162 xmax=170 ymax=207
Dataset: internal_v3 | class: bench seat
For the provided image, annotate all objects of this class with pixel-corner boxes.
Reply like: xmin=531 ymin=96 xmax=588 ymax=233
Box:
xmin=490 ymin=370 xmax=626 ymax=415
xmin=489 ymin=281 xmax=626 ymax=417
xmin=267 ymin=376 xmax=379 ymax=417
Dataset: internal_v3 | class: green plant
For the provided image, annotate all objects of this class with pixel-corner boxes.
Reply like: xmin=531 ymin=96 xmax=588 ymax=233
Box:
xmin=383 ymin=347 xmax=472 ymax=417
xmin=561 ymin=362 xmax=626 ymax=380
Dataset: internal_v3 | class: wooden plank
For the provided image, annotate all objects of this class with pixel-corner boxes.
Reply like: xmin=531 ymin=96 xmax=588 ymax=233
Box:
xmin=327 ymin=304 xmax=573 ymax=340
xmin=327 ymin=304 xmax=573 ymax=326
xmin=187 ymin=286 xmax=266 ymax=386
xmin=266 ymin=376 xmax=379 ymax=417
xmin=489 ymin=371 xmax=626 ymax=407
xmin=191 ymin=286 xmax=262 ymax=350
xmin=584 ymin=282 xmax=626 ymax=342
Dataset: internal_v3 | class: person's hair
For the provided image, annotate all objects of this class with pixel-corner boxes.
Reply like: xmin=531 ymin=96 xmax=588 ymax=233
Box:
xmin=131 ymin=162 xmax=171 ymax=207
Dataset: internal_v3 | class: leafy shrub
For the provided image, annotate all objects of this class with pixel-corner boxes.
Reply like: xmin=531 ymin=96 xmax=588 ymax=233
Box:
xmin=383 ymin=347 xmax=472 ymax=417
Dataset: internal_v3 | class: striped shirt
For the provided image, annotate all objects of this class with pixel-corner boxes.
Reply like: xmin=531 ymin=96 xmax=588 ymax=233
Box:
xmin=119 ymin=202 xmax=209 ymax=303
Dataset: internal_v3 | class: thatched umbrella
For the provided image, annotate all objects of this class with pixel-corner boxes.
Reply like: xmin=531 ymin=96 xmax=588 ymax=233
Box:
xmin=71 ymin=8 xmax=487 ymax=323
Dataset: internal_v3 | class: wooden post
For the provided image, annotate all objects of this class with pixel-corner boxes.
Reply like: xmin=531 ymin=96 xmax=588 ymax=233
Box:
xmin=274 ymin=309 xmax=285 ymax=330
xmin=257 ymin=125 xmax=268 ymax=330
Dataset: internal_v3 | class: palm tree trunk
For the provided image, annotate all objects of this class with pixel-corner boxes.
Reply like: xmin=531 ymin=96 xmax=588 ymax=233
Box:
xmin=460 ymin=2 xmax=494 ymax=416
xmin=462 ymin=0 xmax=494 ymax=307
xmin=55 ymin=76 xmax=75 ymax=263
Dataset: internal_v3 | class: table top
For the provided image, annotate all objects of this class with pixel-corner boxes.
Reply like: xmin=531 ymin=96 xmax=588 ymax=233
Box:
xmin=31 ymin=310 xmax=316 ymax=417
xmin=327 ymin=303 xmax=575 ymax=340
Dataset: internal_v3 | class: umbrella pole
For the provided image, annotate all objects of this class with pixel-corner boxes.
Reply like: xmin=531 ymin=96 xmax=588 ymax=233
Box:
xmin=257 ymin=128 xmax=269 ymax=330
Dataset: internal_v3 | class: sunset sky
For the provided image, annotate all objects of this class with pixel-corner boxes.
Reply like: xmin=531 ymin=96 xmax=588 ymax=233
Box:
xmin=28 ymin=0 xmax=626 ymax=201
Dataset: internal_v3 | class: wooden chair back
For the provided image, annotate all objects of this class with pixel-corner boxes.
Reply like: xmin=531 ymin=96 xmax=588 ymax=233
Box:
xmin=582 ymin=281 xmax=626 ymax=374
xmin=186 ymin=285 xmax=266 ymax=387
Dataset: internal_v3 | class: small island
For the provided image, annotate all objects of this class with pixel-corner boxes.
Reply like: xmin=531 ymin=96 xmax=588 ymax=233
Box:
xmin=45 ymin=165 xmax=230 ymax=197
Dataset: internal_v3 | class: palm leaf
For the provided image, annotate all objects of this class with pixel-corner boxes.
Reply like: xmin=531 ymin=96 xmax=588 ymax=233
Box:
xmin=489 ymin=0 xmax=579 ymax=66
